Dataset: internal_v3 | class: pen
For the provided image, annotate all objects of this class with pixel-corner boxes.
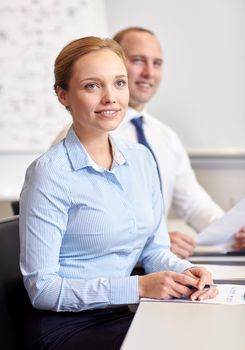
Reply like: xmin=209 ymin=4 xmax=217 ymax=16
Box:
xmin=203 ymin=284 xmax=217 ymax=288
xmin=187 ymin=284 xmax=217 ymax=291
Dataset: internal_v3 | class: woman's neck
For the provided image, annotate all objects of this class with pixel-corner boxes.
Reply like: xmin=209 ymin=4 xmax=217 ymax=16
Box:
xmin=75 ymin=127 xmax=113 ymax=170
xmin=86 ymin=138 xmax=113 ymax=170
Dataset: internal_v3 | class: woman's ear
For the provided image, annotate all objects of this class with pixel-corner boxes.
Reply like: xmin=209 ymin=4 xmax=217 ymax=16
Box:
xmin=56 ymin=86 xmax=70 ymax=108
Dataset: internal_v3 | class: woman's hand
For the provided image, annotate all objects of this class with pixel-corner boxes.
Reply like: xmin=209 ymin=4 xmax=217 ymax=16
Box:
xmin=184 ymin=267 xmax=219 ymax=301
xmin=138 ymin=271 xmax=199 ymax=300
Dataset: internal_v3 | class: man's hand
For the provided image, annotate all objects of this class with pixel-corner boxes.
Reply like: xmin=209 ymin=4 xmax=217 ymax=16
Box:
xmin=233 ymin=227 xmax=245 ymax=250
xmin=170 ymin=231 xmax=196 ymax=258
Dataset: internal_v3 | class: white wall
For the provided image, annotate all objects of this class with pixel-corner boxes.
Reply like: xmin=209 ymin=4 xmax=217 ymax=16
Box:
xmin=191 ymin=157 xmax=245 ymax=211
xmin=105 ymin=0 xmax=245 ymax=154
xmin=105 ymin=0 xmax=245 ymax=212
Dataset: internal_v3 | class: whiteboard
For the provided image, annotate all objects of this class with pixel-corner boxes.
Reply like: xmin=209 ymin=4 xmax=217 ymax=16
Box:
xmin=0 ymin=0 xmax=108 ymax=152
xmin=105 ymin=0 xmax=245 ymax=155
xmin=0 ymin=0 xmax=108 ymax=200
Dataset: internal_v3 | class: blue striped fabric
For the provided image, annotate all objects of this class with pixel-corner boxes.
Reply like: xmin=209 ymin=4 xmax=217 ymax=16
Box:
xmin=19 ymin=127 xmax=192 ymax=312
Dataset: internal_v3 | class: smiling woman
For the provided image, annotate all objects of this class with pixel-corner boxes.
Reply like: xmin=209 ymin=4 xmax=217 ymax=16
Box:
xmin=54 ymin=37 xmax=129 ymax=169
xmin=56 ymin=51 xmax=128 ymax=137
xmin=19 ymin=36 xmax=217 ymax=350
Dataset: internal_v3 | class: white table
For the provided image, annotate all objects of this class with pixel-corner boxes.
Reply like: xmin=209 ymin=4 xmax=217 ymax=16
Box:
xmin=121 ymin=301 xmax=245 ymax=350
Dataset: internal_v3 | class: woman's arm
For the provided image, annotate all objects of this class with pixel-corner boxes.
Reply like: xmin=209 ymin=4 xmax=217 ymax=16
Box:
xmin=138 ymin=151 xmax=218 ymax=301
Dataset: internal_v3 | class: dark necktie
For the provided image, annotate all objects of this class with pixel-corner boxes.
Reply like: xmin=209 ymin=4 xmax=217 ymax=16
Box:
xmin=130 ymin=116 xmax=162 ymax=191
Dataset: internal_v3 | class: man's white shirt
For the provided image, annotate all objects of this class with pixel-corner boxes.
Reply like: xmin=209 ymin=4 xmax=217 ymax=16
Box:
xmin=111 ymin=107 xmax=224 ymax=232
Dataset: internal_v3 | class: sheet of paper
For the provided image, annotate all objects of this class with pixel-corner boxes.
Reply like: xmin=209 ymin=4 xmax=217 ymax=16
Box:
xmin=141 ymin=284 xmax=245 ymax=305
xmin=196 ymin=198 xmax=245 ymax=245
xmin=194 ymin=244 xmax=230 ymax=254
xmin=197 ymin=264 xmax=245 ymax=280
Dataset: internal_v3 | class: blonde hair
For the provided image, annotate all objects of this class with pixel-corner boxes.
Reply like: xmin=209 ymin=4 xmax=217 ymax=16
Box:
xmin=54 ymin=36 xmax=126 ymax=92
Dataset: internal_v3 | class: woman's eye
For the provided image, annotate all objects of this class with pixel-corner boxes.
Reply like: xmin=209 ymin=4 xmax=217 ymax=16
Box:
xmin=85 ymin=83 xmax=98 ymax=90
xmin=115 ymin=80 xmax=127 ymax=88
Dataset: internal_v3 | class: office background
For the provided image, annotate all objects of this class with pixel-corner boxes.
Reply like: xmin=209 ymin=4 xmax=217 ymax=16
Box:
xmin=1 ymin=0 xmax=245 ymax=218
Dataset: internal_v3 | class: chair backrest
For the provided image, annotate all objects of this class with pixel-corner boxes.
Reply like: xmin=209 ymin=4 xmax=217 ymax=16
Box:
xmin=0 ymin=215 xmax=30 ymax=350
xmin=11 ymin=201 xmax=20 ymax=215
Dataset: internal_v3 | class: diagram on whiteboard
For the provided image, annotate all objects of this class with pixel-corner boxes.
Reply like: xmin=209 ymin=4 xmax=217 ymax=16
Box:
xmin=0 ymin=0 xmax=107 ymax=152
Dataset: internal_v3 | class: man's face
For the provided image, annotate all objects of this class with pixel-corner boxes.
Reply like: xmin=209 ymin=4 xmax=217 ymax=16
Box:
xmin=120 ymin=31 xmax=163 ymax=111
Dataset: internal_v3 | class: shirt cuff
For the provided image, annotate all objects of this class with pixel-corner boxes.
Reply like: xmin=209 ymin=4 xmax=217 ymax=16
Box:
xmin=110 ymin=275 xmax=139 ymax=305
xmin=175 ymin=259 xmax=194 ymax=272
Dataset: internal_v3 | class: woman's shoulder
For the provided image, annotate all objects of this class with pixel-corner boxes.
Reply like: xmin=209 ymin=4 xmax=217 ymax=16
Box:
xmin=112 ymin=136 xmax=150 ymax=154
xmin=111 ymin=136 xmax=154 ymax=166
xmin=27 ymin=141 xmax=68 ymax=175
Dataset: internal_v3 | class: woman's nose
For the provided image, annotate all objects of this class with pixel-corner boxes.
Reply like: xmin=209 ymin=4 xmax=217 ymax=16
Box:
xmin=101 ymin=88 xmax=116 ymax=104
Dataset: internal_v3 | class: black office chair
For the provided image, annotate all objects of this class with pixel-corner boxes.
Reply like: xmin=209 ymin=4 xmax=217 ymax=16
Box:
xmin=0 ymin=215 xmax=33 ymax=350
xmin=11 ymin=201 xmax=20 ymax=215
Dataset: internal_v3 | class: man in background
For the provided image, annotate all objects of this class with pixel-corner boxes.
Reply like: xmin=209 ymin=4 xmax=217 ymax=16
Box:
xmin=52 ymin=27 xmax=245 ymax=256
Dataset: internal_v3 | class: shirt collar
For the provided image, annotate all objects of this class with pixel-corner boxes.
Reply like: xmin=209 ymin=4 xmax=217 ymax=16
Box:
xmin=64 ymin=126 xmax=126 ymax=171
xmin=110 ymin=137 xmax=126 ymax=167
xmin=87 ymin=137 xmax=126 ymax=171
xmin=123 ymin=106 xmax=148 ymax=124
